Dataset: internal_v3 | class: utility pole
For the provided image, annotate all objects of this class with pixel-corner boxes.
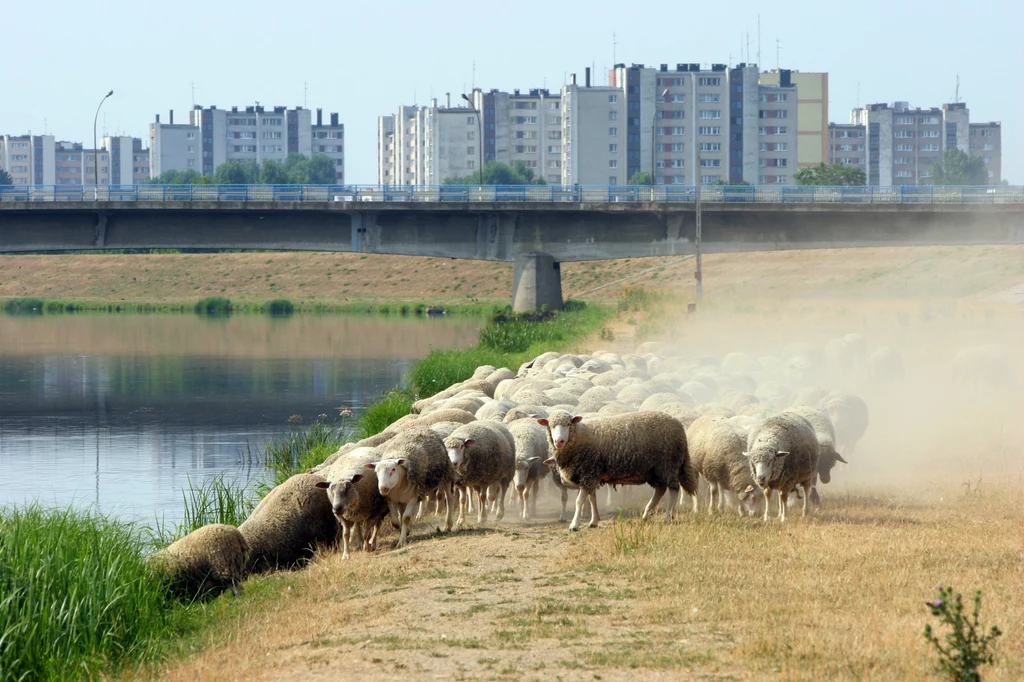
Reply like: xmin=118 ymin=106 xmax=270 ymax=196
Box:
xmin=695 ymin=145 xmax=703 ymax=300
xmin=93 ymin=89 xmax=114 ymax=188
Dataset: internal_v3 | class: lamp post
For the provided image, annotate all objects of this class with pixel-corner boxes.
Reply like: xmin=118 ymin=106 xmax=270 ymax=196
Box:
xmin=93 ymin=89 xmax=114 ymax=188
xmin=695 ymin=144 xmax=703 ymax=300
xmin=651 ymin=88 xmax=669 ymax=187
xmin=461 ymin=93 xmax=483 ymax=185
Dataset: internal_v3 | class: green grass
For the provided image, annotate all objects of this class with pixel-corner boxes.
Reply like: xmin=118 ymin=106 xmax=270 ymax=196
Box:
xmin=194 ymin=296 xmax=232 ymax=315
xmin=356 ymin=389 xmax=415 ymax=439
xmin=0 ymin=505 xmax=198 ymax=681
xmin=254 ymin=418 xmax=353 ymax=488
xmin=2 ymin=297 xmax=45 ymax=315
xmin=148 ymin=474 xmax=259 ymax=547
xmin=264 ymin=298 xmax=294 ymax=316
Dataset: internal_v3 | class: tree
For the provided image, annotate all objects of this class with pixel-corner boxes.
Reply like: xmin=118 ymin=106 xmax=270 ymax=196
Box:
xmin=214 ymin=160 xmax=259 ymax=185
xmin=627 ymin=171 xmax=654 ymax=186
xmin=305 ymin=154 xmax=338 ymax=184
xmin=259 ymin=160 xmax=290 ymax=184
xmin=794 ymin=163 xmax=866 ymax=186
xmin=443 ymin=160 xmax=545 ymax=185
xmin=931 ymin=148 xmax=989 ymax=186
xmin=0 ymin=168 xmax=13 ymax=185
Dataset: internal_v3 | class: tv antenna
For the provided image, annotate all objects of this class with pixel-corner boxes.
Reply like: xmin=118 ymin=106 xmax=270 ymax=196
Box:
xmin=613 ymin=32 xmax=617 ymax=65
xmin=775 ymin=38 xmax=782 ymax=70
xmin=757 ymin=14 xmax=761 ymax=66
xmin=951 ymin=74 xmax=961 ymax=103
xmin=304 ymin=81 xmax=308 ymax=109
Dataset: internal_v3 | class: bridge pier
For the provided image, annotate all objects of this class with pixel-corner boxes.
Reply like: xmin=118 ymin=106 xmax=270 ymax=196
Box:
xmin=512 ymin=252 xmax=562 ymax=313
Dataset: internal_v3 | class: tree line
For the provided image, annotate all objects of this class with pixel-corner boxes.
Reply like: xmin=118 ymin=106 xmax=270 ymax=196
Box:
xmin=145 ymin=153 xmax=338 ymax=185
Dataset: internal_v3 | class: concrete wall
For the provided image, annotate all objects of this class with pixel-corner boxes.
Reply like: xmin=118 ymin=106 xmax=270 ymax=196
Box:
xmin=149 ymin=123 xmax=200 ymax=177
xmin=761 ymin=70 xmax=827 ymax=168
xmin=562 ymin=84 xmax=626 ymax=185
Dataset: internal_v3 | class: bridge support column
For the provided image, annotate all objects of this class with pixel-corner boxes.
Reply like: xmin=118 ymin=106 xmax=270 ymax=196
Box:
xmin=512 ymin=252 xmax=562 ymax=313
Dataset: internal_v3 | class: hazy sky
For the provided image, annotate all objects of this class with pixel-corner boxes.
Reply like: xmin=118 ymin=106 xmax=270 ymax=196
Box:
xmin=2 ymin=0 xmax=1021 ymax=184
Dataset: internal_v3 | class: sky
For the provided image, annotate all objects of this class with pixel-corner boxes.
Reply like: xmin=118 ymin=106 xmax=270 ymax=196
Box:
xmin=2 ymin=0 xmax=1022 ymax=184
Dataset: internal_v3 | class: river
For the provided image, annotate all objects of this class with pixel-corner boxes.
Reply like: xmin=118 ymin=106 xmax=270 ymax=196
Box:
xmin=0 ymin=313 xmax=481 ymax=525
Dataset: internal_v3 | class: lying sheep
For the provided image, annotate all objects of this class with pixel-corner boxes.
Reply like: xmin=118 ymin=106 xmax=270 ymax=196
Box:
xmin=444 ymin=422 xmax=516 ymax=525
xmin=152 ymin=523 xmax=248 ymax=598
xmin=238 ymin=473 xmax=338 ymax=573
xmin=314 ymin=448 xmax=389 ymax=559
xmin=686 ymin=416 xmax=760 ymax=516
xmin=364 ymin=429 xmax=455 ymax=548
xmin=539 ymin=410 xmax=696 ymax=531
xmin=507 ymin=419 xmax=552 ymax=520
xmin=818 ymin=391 xmax=869 ymax=457
xmin=743 ymin=413 xmax=820 ymax=522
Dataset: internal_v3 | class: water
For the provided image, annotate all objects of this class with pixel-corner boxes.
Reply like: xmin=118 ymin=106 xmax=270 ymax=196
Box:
xmin=0 ymin=313 xmax=481 ymax=525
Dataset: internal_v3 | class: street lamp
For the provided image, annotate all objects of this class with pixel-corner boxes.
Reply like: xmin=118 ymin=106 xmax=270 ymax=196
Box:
xmin=695 ymin=143 xmax=703 ymax=300
xmin=651 ymin=88 xmax=669 ymax=186
xmin=93 ymin=89 xmax=114 ymax=187
xmin=461 ymin=93 xmax=483 ymax=185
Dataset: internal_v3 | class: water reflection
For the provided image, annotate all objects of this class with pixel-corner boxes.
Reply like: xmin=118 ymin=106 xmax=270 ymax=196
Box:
xmin=0 ymin=314 xmax=481 ymax=523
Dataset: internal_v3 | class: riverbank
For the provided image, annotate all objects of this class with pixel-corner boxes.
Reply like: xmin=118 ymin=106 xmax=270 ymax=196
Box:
xmin=2 ymin=244 xmax=1022 ymax=311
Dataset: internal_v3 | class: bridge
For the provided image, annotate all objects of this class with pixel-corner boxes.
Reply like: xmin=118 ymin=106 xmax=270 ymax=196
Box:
xmin=2 ymin=184 xmax=1022 ymax=311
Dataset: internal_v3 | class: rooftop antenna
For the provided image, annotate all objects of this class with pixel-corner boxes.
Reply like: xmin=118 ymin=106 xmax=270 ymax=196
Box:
xmin=613 ymin=32 xmax=617 ymax=65
xmin=472 ymin=61 xmax=476 ymax=91
xmin=951 ymin=74 xmax=961 ymax=103
xmin=745 ymin=32 xmax=752 ymax=64
xmin=775 ymin=38 xmax=782 ymax=70
xmin=757 ymin=14 xmax=761 ymax=66
xmin=304 ymin=81 xmax=308 ymax=109
xmin=44 ymin=118 xmax=48 ymax=134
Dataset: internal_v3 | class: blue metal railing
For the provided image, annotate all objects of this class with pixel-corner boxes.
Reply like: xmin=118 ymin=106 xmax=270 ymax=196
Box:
xmin=0 ymin=184 xmax=1020 ymax=204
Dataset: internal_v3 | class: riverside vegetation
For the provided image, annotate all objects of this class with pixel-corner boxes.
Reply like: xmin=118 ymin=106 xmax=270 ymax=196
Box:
xmin=0 ymin=299 xmax=608 ymax=682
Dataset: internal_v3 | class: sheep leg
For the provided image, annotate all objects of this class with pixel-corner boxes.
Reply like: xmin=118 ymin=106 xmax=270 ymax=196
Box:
xmin=340 ymin=518 xmax=353 ymax=560
xmin=762 ymin=489 xmax=772 ymax=522
xmin=642 ymin=486 xmax=667 ymax=521
xmin=707 ymin=484 xmax=717 ymax=514
xmin=477 ymin=487 xmax=488 ymax=524
xmin=558 ymin=486 xmax=569 ymax=522
xmin=664 ymin=487 xmax=679 ymax=522
xmin=519 ymin=486 xmax=529 ymax=520
xmin=495 ymin=482 xmax=508 ymax=521
xmin=456 ymin=487 xmax=468 ymax=527
xmin=366 ymin=518 xmax=382 ymax=551
xmin=396 ymin=498 xmax=418 ymax=548
xmin=778 ymin=492 xmax=788 ymax=523
xmin=569 ymin=488 xmax=588 ymax=531
xmin=802 ymin=482 xmax=813 ymax=517
xmin=441 ymin=482 xmax=454 ymax=532
xmin=588 ymin=490 xmax=600 ymax=527
xmin=530 ymin=479 xmax=539 ymax=518
xmin=352 ymin=522 xmax=364 ymax=552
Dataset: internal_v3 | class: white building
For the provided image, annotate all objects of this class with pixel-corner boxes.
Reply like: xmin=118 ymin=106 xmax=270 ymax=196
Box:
xmin=0 ymin=134 xmax=55 ymax=184
xmin=377 ymin=96 xmax=481 ymax=185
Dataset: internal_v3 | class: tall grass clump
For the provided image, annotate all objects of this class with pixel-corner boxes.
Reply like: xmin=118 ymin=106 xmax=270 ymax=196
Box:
xmin=356 ymin=389 xmax=415 ymax=439
xmin=0 ymin=505 xmax=188 ymax=681
xmin=255 ymin=417 xmax=351 ymax=488
xmin=409 ymin=347 xmax=511 ymax=398
xmin=194 ymin=296 xmax=231 ymax=316
xmin=2 ymin=297 xmax=45 ymax=315
xmin=264 ymin=298 xmax=294 ymax=316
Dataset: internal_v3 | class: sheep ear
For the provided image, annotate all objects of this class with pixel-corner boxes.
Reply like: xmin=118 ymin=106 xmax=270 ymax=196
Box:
xmin=835 ymin=453 xmax=848 ymax=464
xmin=775 ymin=450 xmax=790 ymax=458
xmin=536 ymin=418 xmax=549 ymax=426
xmin=314 ymin=481 xmax=330 ymax=489
xmin=544 ymin=458 xmax=557 ymax=466
xmin=741 ymin=451 xmax=750 ymax=458
xmin=350 ymin=474 xmax=364 ymax=484
xmin=571 ymin=415 xmax=583 ymax=424
xmin=395 ymin=458 xmax=407 ymax=466
xmin=362 ymin=462 xmax=377 ymax=470
xmin=526 ymin=456 xmax=542 ymax=465
xmin=743 ymin=485 xmax=755 ymax=493
xmin=464 ymin=439 xmax=475 ymax=447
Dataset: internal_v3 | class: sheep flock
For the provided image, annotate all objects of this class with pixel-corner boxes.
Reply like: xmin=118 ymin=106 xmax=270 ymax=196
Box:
xmin=160 ymin=335 xmax=1014 ymax=597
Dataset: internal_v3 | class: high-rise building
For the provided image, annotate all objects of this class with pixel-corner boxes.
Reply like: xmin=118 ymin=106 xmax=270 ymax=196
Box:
xmin=377 ymin=96 xmax=483 ymax=186
xmin=54 ymin=141 xmax=109 ymax=185
xmin=103 ymin=136 xmax=150 ymax=185
xmin=759 ymin=70 xmax=828 ymax=168
xmin=476 ymin=88 xmax=563 ymax=184
xmin=969 ymin=121 xmax=1001 ymax=183
xmin=150 ymin=105 xmax=344 ymax=180
xmin=0 ymin=134 xmax=55 ymax=184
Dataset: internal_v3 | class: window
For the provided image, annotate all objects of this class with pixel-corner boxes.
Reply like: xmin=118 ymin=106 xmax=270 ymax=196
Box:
xmin=609 ymin=127 xmax=617 ymax=136
xmin=609 ymin=176 xmax=618 ymax=185
xmin=698 ymin=126 xmax=721 ymax=135
xmin=608 ymin=111 xmax=618 ymax=120
xmin=262 ymin=131 xmax=282 ymax=139
xmin=628 ymin=117 xmax=640 ymax=126
xmin=700 ymin=174 xmax=720 ymax=183
xmin=921 ymin=116 xmax=940 ymax=124
xmin=10 ymin=142 xmax=28 ymax=149
xmin=981 ymin=129 xmax=994 ymax=137
xmin=669 ymin=94 xmax=685 ymax=103
xmin=609 ymin=144 xmax=617 ymax=152
xmin=921 ymin=130 xmax=939 ymax=138
xmin=547 ymin=160 xmax=560 ymax=168
xmin=10 ymin=165 xmax=28 ymax=172
xmin=656 ymin=77 xmax=685 ymax=86
xmin=466 ymin=117 xmax=475 ymax=125
xmin=513 ymin=101 xmax=537 ymax=110
xmin=669 ymin=159 xmax=684 ymax=168
xmin=895 ymin=143 xmax=913 ymax=151
xmin=698 ymin=93 xmax=720 ymax=102
xmin=758 ymin=109 xmax=788 ymax=119
xmin=657 ymin=110 xmax=685 ymax=119
xmin=700 ymin=158 xmax=720 ymax=167
xmin=700 ymin=142 xmax=721 ymax=152
xmin=547 ymin=145 xmax=561 ymax=153
xmin=759 ymin=143 xmax=768 ymax=152
xmin=671 ymin=126 xmax=685 ymax=135
xmin=261 ymin=117 xmax=282 ymax=126
xmin=548 ymin=130 xmax=561 ymax=139
xmin=894 ymin=157 xmax=912 ymax=165
xmin=839 ymin=144 xmax=852 ymax=152
xmin=186 ymin=145 xmax=195 ymax=153
xmin=655 ymin=160 xmax=665 ymax=168
xmin=759 ymin=92 xmax=788 ymax=102
xmin=895 ymin=170 xmax=913 ymax=178
xmin=262 ymin=144 xmax=282 ymax=152
xmin=467 ymin=131 xmax=475 ymax=140
xmin=467 ymin=146 xmax=475 ymax=155
xmin=699 ymin=110 xmax=721 ymax=119
xmin=698 ymin=77 xmax=721 ymax=86
xmin=511 ymin=116 xmax=537 ymax=124
xmin=920 ymin=170 xmax=932 ymax=178
xmin=186 ymin=159 xmax=195 ymax=168
xmin=10 ymin=154 xmax=28 ymax=161
xmin=983 ymin=143 xmax=994 ymax=151
xmin=547 ymin=116 xmax=561 ymax=125
xmin=983 ymin=156 xmax=992 ymax=164
xmin=671 ymin=143 xmax=685 ymax=152
xmin=920 ymin=143 xmax=939 ymax=151
xmin=549 ymin=101 xmax=560 ymax=109
xmin=896 ymin=116 xmax=914 ymax=125
xmin=609 ymin=159 xmax=618 ymax=168
xmin=895 ymin=130 xmax=914 ymax=138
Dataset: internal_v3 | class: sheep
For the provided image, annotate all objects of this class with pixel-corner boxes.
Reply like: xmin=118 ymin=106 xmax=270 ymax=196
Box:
xmin=869 ymin=346 xmax=905 ymax=383
xmin=538 ymin=409 xmax=696 ymax=531
xmin=635 ymin=341 xmax=677 ymax=357
xmin=953 ymin=345 xmax=1012 ymax=388
xmin=313 ymin=448 xmax=389 ymax=559
xmin=721 ymin=352 xmax=761 ymax=374
xmin=475 ymin=400 xmax=516 ymax=422
xmin=507 ymin=419 xmax=552 ymax=520
xmin=696 ymin=403 xmax=736 ymax=418
xmin=364 ymin=428 xmax=455 ymax=548
xmin=310 ymin=431 xmax=397 ymax=473
xmin=615 ymin=384 xmax=654 ymax=408
xmin=444 ymin=422 xmax=516 ymax=525
xmin=686 ymin=417 xmax=760 ymax=517
xmin=640 ymin=392 xmax=687 ymax=412
xmin=576 ymin=386 xmax=616 ymax=413
xmin=555 ymin=376 xmax=596 ymax=397
xmin=790 ymin=386 xmax=828 ymax=408
xmin=152 ymin=523 xmax=249 ymax=599
xmin=597 ymin=401 xmax=634 ymax=417
xmin=782 ymin=406 xmax=848 ymax=497
xmin=503 ymin=404 xmax=549 ymax=423
xmin=817 ymin=391 xmax=869 ymax=457
xmin=680 ymin=380 xmax=715 ymax=405
xmin=238 ymin=473 xmax=338 ymax=573
xmin=544 ymin=388 xmax=581 ymax=406
xmin=421 ymin=395 xmax=487 ymax=416
xmin=654 ymin=402 xmax=701 ymax=430
xmin=743 ymin=413 xmax=820 ymax=522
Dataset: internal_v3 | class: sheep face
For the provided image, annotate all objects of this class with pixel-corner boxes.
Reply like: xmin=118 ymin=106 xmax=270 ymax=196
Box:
xmin=537 ymin=411 xmax=582 ymax=450
xmin=743 ymin=450 xmax=789 ymax=489
xmin=817 ymin=450 xmax=847 ymax=484
xmin=443 ymin=437 xmax=474 ymax=472
xmin=367 ymin=459 xmax=408 ymax=496
xmin=513 ymin=457 xmax=543 ymax=491
xmin=314 ymin=475 xmax=364 ymax=516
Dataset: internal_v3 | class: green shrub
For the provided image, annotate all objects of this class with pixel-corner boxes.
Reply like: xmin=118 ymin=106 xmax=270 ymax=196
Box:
xmin=562 ymin=298 xmax=588 ymax=312
xmin=0 ymin=505 xmax=192 ymax=680
xmin=194 ymin=297 xmax=231 ymax=316
xmin=264 ymin=298 xmax=294 ymax=316
xmin=357 ymin=389 xmax=415 ymax=439
xmin=924 ymin=585 xmax=1002 ymax=682
xmin=2 ymin=297 xmax=45 ymax=315
xmin=255 ymin=417 xmax=352 ymax=488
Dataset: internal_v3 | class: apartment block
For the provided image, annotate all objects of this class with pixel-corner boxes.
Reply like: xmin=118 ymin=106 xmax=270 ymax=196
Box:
xmin=150 ymin=105 xmax=343 ymax=180
xmin=969 ymin=121 xmax=1001 ymax=182
xmin=560 ymin=72 xmax=627 ymax=185
xmin=846 ymin=101 xmax=995 ymax=185
xmin=54 ymin=141 xmax=109 ymax=185
xmin=0 ymin=134 xmax=55 ymax=184
xmin=759 ymin=70 xmax=828 ymax=167
xmin=826 ymin=123 xmax=866 ymax=175
xmin=378 ymin=96 xmax=484 ymax=186
xmin=103 ymin=136 xmax=150 ymax=184
xmin=475 ymin=88 xmax=563 ymax=184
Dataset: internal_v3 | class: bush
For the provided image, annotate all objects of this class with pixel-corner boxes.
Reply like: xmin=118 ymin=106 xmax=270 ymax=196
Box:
xmin=0 ymin=505 xmax=191 ymax=680
xmin=924 ymin=585 xmax=1002 ymax=682
xmin=264 ymin=298 xmax=294 ymax=316
xmin=357 ymin=389 xmax=415 ymax=439
xmin=562 ymin=298 xmax=588 ymax=312
xmin=194 ymin=297 xmax=231 ymax=316
xmin=2 ymin=297 xmax=45 ymax=315
xmin=617 ymin=287 xmax=658 ymax=314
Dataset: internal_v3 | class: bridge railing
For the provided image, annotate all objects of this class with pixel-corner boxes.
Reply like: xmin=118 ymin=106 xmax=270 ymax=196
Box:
xmin=1 ymin=183 xmax=1021 ymax=204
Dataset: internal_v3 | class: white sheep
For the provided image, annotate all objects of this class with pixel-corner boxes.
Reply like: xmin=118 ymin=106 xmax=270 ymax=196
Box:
xmin=743 ymin=413 xmax=820 ymax=522
xmin=686 ymin=416 xmax=760 ymax=516
xmin=817 ymin=390 xmax=869 ymax=457
xmin=152 ymin=523 xmax=249 ymax=598
xmin=313 ymin=447 xmax=389 ymax=559
xmin=444 ymin=422 xmax=516 ymax=525
xmin=507 ymin=419 xmax=552 ymax=520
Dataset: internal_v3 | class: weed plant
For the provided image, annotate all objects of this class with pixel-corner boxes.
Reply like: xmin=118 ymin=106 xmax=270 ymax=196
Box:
xmin=264 ymin=298 xmax=295 ymax=316
xmin=194 ymin=296 xmax=231 ymax=316
xmin=357 ymin=389 xmax=415 ymax=439
xmin=924 ymin=585 xmax=1002 ymax=682
xmin=254 ymin=417 xmax=352 ymax=488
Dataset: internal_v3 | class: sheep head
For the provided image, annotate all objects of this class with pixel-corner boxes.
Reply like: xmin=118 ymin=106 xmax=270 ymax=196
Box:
xmin=537 ymin=410 xmax=582 ymax=450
